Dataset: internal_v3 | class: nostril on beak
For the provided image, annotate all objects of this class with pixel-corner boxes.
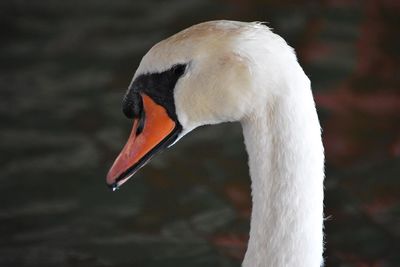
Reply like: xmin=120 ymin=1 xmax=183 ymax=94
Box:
xmin=136 ymin=110 xmax=145 ymax=136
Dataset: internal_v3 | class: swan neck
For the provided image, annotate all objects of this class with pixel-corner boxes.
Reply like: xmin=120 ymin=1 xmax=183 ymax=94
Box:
xmin=241 ymin=86 xmax=324 ymax=267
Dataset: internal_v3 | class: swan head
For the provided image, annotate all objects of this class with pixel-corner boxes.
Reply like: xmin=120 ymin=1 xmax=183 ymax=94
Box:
xmin=106 ymin=21 xmax=291 ymax=189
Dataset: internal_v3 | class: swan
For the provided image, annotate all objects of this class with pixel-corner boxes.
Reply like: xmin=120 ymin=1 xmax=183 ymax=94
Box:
xmin=106 ymin=20 xmax=325 ymax=267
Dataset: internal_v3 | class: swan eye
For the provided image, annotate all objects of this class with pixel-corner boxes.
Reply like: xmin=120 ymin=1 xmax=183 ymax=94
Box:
xmin=171 ymin=64 xmax=186 ymax=77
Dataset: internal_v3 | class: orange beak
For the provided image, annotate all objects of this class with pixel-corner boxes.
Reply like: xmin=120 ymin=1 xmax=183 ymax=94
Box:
xmin=106 ymin=94 xmax=180 ymax=190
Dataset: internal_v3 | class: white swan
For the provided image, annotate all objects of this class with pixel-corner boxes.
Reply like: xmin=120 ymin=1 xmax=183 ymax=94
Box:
xmin=107 ymin=20 xmax=325 ymax=267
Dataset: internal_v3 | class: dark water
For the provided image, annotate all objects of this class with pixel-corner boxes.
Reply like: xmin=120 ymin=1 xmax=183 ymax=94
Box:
xmin=1 ymin=1 xmax=399 ymax=266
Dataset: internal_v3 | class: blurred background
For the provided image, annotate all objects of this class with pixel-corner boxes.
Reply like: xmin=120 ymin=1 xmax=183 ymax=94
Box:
xmin=1 ymin=0 xmax=399 ymax=266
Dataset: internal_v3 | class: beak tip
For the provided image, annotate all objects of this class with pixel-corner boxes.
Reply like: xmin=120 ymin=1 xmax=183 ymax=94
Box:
xmin=106 ymin=167 xmax=120 ymax=191
xmin=106 ymin=181 xmax=120 ymax=192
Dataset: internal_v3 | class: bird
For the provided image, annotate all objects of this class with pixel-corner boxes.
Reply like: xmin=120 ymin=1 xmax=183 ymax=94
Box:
xmin=106 ymin=20 xmax=325 ymax=267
